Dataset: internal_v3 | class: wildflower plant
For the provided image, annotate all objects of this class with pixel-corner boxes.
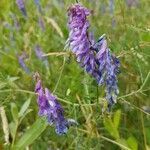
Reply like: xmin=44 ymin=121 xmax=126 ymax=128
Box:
xmin=67 ymin=3 xmax=120 ymax=110
xmin=34 ymin=73 xmax=76 ymax=135
xmin=16 ymin=0 xmax=27 ymax=16
xmin=18 ymin=51 xmax=30 ymax=74
xmin=1 ymin=0 xmax=149 ymax=149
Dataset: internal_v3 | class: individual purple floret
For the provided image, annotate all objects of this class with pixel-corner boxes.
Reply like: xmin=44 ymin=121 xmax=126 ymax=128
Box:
xmin=16 ymin=0 xmax=27 ymax=16
xmin=18 ymin=51 xmax=30 ymax=74
xmin=34 ymin=74 xmax=76 ymax=135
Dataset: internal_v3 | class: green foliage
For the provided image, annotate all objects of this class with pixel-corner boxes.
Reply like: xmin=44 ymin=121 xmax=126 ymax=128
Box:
xmin=18 ymin=98 xmax=31 ymax=118
xmin=11 ymin=103 xmax=19 ymax=122
xmin=127 ymin=136 xmax=138 ymax=150
xmin=14 ymin=118 xmax=47 ymax=150
xmin=113 ymin=109 xmax=121 ymax=129
xmin=0 ymin=0 xmax=150 ymax=149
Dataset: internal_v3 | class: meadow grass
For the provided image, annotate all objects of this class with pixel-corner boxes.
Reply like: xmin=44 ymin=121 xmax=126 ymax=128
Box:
xmin=0 ymin=0 xmax=150 ymax=149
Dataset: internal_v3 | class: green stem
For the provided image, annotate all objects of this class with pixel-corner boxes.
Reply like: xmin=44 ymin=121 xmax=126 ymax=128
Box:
xmin=53 ymin=57 xmax=66 ymax=93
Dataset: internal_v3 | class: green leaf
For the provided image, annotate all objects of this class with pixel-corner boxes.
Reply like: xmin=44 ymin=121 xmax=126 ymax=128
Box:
xmin=19 ymin=109 xmax=33 ymax=124
xmin=0 ymin=82 xmax=7 ymax=89
xmin=103 ymin=117 xmax=120 ymax=139
xmin=127 ymin=136 xmax=138 ymax=150
xmin=66 ymin=88 xmax=71 ymax=96
xmin=117 ymin=138 xmax=129 ymax=148
xmin=113 ymin=109 xmax=121 ymax=129
xmin=11 ymin=103 xmax=19 ymax=123
xmin=9 ymin=122 xmax=18 ymax=140
xmin=19 ymin=98 xmax=31 ymax=118
xmin=8 ymin=76 xmax=20 ymax=82
xmin=14 ymin=118 xmax=47 ymax=150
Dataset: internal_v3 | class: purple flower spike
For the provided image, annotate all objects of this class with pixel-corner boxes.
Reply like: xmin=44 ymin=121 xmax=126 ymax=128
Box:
xmin=94 ymin=35 xmax=120 ymax=110
xmin=18 ymin=52 xmax=30 ymax=74
xmin=34 ymin=0 xmax=42 ymax=13
xmin=34 ymin=45 xmax=45 ymax=60
xmin=34 ymin=75 xmax=77 ymax=135
xmin=68 ymin=4 xmax=98 ymax=78
xmin=67 ymin=4 xmax=120 ymax=110
xmin=16 ymin=0 xmax=27 ymax=16
xmin=38 ymin=17 xmax=45 ymax=31
xmin=109 ymin=0 xmax=114 ymax=15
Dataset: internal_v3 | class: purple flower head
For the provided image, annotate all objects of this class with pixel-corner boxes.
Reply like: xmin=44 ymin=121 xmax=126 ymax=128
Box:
xmin=34 ymin=0 xmax=42 ymax=13
xmin=67 ymin=4 xmax=98 ymax=78
xmin=94 ymin=35 xmax=120 ymax=110
xmin=38 ymin=17 xmax=45 ymax=31
xmin=10 ymin=14 xmax=20 ymax=30
xmin=67 ymin=4 xmax=120 ymax=110
xmin=18 ymin=51 xmax=30 ymax=74
xmin=34 ymin=74 xmax=77 ymax=135
xmin=34 ymin=45 xmax=49 ymax=68
xmin=109 ymin=0 xmax=114 ymax=15
xmin=34 ymin=44 xmax=45 ymax=60
xmin=16 ymin=0 xmax=27 ymax=16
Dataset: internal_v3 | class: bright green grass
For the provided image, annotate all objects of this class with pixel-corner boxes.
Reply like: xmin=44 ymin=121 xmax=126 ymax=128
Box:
xmin=0 ymin=0 xmax=150 ymax=150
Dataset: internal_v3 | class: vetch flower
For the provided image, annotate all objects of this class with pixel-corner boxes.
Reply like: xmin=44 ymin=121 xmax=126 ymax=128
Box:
xmin=34 ymin=73 xmax=77 ymax=135
xmin=34 ymin=44 xmax=49 ymax=68
xmin=94 ymin=35 xmax=120 ymax=110
xmin=18 ymin=51 xmax=30 ymax=74
xmin=38 ymin=17 xmax=45 ymax=31
xmin=34 ymin=0 xmax=42 ymax=13
xmin=109 ymin=0 xmax=114 ymax=15
xmin=67 ymin=4 xmax=98 ymax=80
xmin=16 ymin=0 xmax=27 ymax=16
xmin=67 ymin=4 xmax=120 ymax=110
xmin=34 ymin=44 xmax=45 ymax=60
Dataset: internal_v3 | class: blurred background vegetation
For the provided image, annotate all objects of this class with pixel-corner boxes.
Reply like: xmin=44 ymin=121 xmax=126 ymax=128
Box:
xmin=0 ymin=0 xmax=150 ymax=149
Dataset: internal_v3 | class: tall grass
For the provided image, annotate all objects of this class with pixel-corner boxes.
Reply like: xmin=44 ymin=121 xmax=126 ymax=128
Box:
xmin=0 ymin=0 xmax=149 ymax=149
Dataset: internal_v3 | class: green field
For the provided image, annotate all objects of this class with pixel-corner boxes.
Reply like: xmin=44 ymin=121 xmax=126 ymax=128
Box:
xmin=0 ymin=0 xmax=150 ymax=149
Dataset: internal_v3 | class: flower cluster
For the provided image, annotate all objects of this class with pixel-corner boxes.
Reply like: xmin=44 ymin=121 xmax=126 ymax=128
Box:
xmin=34 ymin=74 xmax=76 ymax=135
xmin=68 ymin=4 xmax=98 ymax=82
xmin=67 ymin=4 xmax=120 ymax=109
xmin=16 ymin=0 xmax=27 ymax=16
xmin=18 ymin=51 xmax=30 ymax=74
xmin=34 ymin=0 xmax=42 ymax=13
xmin=34 ymin=45 xmax=46 ymax=60
xmin=94 ymin=35 xmax=120 ymax=110
xmin=125 ymin=0 xmax=139 ymax=7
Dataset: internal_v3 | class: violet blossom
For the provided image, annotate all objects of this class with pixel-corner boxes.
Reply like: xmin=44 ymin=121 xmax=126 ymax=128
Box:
xmin=67 ymin=4 xmax=120 ymax=109
xmin=34 ymin=74 xmax=76 ymax=135
xmin=18 ymin=51 xmax=30 ymax=74
xmin=67 ymin=4 xmax=98 ymax=80
xmin=34 ymin=0 xmax=42 ymax=13
xmin=34 ymin=44 xmax=49 ymax=68
xmin=38 ymin=17 xmax=45 ymax=31
xmin=94 ymin=35 xmax=120 ymax=110
xmin=16 ymin=0 xmax=27 ymax=16
xmin=34 ymin=45 xmax=45 ymax=60
xmin=109 ymin=0 xmax=114 ymax=15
